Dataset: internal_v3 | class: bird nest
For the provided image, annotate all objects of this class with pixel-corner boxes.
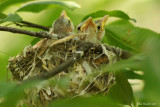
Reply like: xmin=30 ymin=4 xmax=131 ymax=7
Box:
xmin=8 ymin=37 xmax=121 ymax=107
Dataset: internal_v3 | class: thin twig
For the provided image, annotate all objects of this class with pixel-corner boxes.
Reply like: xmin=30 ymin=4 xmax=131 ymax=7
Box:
xmin=0 ymin=26 xmax=53 ymax=38
xmin=19 ymin=21 xmax=50 ymax=31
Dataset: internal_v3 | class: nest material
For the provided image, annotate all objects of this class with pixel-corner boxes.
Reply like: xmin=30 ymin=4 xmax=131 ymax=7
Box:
xmin=8 ymin=38 xmax=117 ymax=107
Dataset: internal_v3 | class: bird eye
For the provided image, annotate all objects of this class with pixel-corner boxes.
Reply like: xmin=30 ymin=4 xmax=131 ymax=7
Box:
xmin=66 ymin=19 xmax=71 ymax=26
xmin=97 ymin=26 xmax=101 ymax=30
xmin=77 ymin=27 xmax=81 ymax=31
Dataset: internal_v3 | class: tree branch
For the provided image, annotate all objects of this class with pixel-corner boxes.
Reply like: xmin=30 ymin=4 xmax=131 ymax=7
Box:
xmin=17 ymin=21 xmax=50 ymax=31
xmin=0 ymin=26 xmax=53 ymax=38
xmin=24 ymin=42 xmax=93 ymax=82
xmin=95 ymin=44 xmax=133 ymax=59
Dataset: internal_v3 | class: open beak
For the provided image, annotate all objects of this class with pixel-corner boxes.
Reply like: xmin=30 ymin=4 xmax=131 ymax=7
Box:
xmin=101 ymin=15 xmax=109 ymax=30
xmin=81 ymin=17 xmax=96 ymax=32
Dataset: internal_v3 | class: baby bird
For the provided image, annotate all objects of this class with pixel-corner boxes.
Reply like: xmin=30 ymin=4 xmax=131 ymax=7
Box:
xmin=76 ymin=15 xmax=109 ymax=71
xmin=33 ymin=10 xmax=75 ymax=49
xmin=76 ymin=15 xmax=109 ymax=43
xmin=76 ymin=17 xmax=97 ymax=43
xmin=50 ymin=10 xmax=75 ymax=38
xmin=94 ymin=15 xmax=109 ymax=42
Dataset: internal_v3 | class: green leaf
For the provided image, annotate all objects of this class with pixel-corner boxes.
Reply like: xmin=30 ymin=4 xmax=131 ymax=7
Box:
xmin=82 ymin=10 xmax=136 ymax=22
xmin=0 ymin=80 xmax=40 ymax=107
xmin=50 ymin=96 xmax=122 ymax=107
xmin=108 ymin=72 xmax=133 ymax=106
xmin=0 ymin=13 xmax=7 ymax=19
xmin=30 ymin=38 xmax=41 ymax=46
xmin=0 ymin=82 xmax=20 ymax=107
xmin=0 ymin=13 xmax=22 ymax=24
xmin=103 ymin=20 xmax=160 ymax=53
xmin=0 ymin=82 xmax=16 ymax=97
xmin=123 ymin=69 xmax=144 ymax=80
xmin=0 ymin=0 xmax=33 ymax=12
xmin=15 ymin=1 xmax=81 ymax=13
xmin=102 ymin=54 xmax=143 ymax=72
xmin=142 ymin=38 xmax=160 ymax=105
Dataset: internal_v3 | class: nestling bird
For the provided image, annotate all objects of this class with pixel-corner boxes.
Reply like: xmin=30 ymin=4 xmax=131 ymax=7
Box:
xmin=76 ymin=15 xmax=110 ymax=71
xmin=94 ymin=15 xmax=109 ymax=42
xmin=76 ymin=17 xmax=97 ymax=43
xmin=76 ymin=15 xmax=109 ymax=43
xmin=50 ymin=10 xmax=75 ymax=38
xmin=33 ymin=10 xmax=75 ymax=49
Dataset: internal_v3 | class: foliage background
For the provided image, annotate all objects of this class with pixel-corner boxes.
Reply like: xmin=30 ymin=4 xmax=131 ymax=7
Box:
xmin=0 ymin=0 xmax=160 ymax=107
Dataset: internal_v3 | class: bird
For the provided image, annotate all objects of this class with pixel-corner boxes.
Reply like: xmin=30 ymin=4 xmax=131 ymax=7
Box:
xmin=50 ymin=10 xmax=75 ymax=38
xmin=30 ymin=10 xmax=76 ymax=105
xmin=94 ymin=15 xmax=109 ymax=42
xmin=76 ymin=15 xmax=109 ymax=43
xmin=76 ymin=15 xmax=110 ymax=70
xmin=33 ymin=10 xmax=75 ymax=49
xmin=75 ymin=15 xmax=115 ymax=95
xmin=76 ymin=15 xmax=109 ymax=63
xmin=76 ymin=17 xmax=97 ymax=43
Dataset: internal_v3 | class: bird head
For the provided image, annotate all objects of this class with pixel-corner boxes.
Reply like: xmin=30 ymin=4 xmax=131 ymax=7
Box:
xmin=76 ymin=17 xmax=97 ymax=42
xmin=94 ymin=15 xmax=109 ymax=41
xmin=51 ymin=10 xmax=75 ymax=37
xmin=80 ymin=17 xmax=97 ymax=32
